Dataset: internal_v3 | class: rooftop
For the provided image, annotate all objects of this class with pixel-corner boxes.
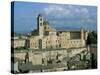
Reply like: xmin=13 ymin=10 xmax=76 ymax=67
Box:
xmin=55 ymin=26 xmax=81 ymax=32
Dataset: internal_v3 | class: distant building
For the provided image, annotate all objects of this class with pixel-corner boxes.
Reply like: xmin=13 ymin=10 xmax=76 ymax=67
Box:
xmin=28 ymin=14 xmax=89 ymax=49
xmin=11 ymin=36 xmax=27 ymax=48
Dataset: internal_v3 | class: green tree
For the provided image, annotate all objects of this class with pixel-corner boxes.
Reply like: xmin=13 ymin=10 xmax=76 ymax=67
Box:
xmin=86 ymin=31 xmax=97 ymax=45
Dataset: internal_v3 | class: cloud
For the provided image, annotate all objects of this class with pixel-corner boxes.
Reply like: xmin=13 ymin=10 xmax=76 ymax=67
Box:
xmin=41 ymin=4 xmax=97 ymax=31
xmin=81 ymin=8 xmax=88 ymax=14
xmin=80 ymin=8 xmax=90 ymax=18
xmin=43 ymin=5 xmax=72 ymax=18
xmin=42 ymin=5 xmax=92 ymax=24
xmin=42 ymin=4 xmax=90 ymax=19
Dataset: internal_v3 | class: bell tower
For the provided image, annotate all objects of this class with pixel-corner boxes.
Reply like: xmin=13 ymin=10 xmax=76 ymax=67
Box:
xmin=37 ymin=14 xmax=44 ymax=38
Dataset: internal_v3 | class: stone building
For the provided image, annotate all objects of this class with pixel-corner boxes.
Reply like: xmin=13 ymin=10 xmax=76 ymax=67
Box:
xmin=28 ymin=14 xmax=88 ymax=49
xmin=11 ymin=38 xmax=26 ymax=48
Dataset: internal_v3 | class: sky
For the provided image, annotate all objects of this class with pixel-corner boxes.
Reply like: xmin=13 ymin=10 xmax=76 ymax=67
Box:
xmin=12 ymin=1 xmax=97 ymax=33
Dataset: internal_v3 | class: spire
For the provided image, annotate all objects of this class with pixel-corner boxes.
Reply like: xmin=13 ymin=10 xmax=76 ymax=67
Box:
xmin=38 ymin=13 xmax=42 ymax=17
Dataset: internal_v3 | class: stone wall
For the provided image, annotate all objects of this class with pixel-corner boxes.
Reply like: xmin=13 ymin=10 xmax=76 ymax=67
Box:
xmin=13 ymin=47 xmax=87 ymax=65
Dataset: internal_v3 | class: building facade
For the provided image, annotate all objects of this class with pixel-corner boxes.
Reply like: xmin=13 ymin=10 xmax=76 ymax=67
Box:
xmin=28 ymin=14 xmax=88 ymax=49
xmin=11 ymin=38 xmax=26 ymax=48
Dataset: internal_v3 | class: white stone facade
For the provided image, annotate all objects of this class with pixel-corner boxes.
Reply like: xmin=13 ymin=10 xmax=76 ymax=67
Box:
xmin=28 ymin=14 xmax=88 ymax=49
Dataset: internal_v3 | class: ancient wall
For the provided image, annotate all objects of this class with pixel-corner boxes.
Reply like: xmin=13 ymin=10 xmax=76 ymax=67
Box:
xmin=13 ymin=47 xmax=87 ymax=65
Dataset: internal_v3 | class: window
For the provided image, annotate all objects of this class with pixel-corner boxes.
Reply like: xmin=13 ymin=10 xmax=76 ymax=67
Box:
xmin=59 ymin=44 xmax=61 ymax=47
xmin=56 ymin=40 xmax=57 ymax=42
xmin=40 ymin=23 xmax=42 ymax=26
xmin=44 ymin=26 xmax=46 ymax=29
xmin=40 ymin=18 xmax=42 ymax=21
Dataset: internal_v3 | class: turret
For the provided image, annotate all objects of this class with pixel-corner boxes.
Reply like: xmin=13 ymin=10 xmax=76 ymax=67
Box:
xmin=80 ymin=27 xmax=85 ymax=46
xmin=81 ymin=27 xmax=84 ymax=40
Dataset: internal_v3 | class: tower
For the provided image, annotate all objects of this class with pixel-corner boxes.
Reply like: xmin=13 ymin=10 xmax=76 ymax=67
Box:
xmin=85 ymin=30 xmax=89 ymax=40
xmin=37 ymin=14 xmax=44 ymax=38
xmin=80 ymin=27 xmax=85 ymax=46
xmin=81 ymin=27 xmax=84 ymax=40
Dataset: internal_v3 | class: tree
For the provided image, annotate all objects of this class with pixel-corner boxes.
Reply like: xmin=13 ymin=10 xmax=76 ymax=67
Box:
xmin=86 ymin=31 xmax=97 ymax=45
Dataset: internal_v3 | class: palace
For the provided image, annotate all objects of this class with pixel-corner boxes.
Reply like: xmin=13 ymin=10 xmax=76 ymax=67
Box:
xmin=12 ymin=14 xmax=91 ymax=72
xmin=27 ymin=14 xmax=88 ymax=49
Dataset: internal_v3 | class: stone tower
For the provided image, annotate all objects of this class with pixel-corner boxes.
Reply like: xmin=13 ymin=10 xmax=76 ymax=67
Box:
xmin=80 ymin=27 xmax=85 ymax=46
xmin=81 ymin=27 xmax=84 ymax=40
xmin=37 ymin=14 xmax=44 ymax=38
